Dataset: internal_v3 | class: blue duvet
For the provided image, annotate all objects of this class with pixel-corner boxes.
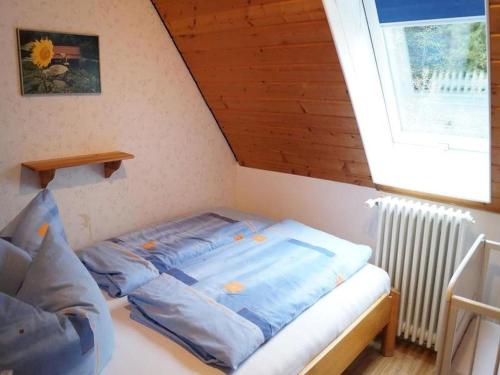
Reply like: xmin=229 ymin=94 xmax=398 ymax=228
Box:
xmin=79 ymin=212 xmax=271 ymax=297
xmin=128 ymin=220 xmax=372 ymax=369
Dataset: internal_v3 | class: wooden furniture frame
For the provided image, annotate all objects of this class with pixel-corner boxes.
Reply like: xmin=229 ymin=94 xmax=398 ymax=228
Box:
xmin=436 ymin=235 xmax=500 ymax=375
xmin=301 ymin=288 xmax=400 ymax=374
xmin=22 ymin=151 xmax=134 ymax=188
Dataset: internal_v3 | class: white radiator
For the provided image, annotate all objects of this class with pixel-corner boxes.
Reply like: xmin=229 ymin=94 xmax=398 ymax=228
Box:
xmin=368 ymin=197 xmax=475 ymax=350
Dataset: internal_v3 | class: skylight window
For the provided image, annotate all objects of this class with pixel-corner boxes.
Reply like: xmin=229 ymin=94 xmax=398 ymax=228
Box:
xmin=323 ymin=0 xmax=491 ymax=202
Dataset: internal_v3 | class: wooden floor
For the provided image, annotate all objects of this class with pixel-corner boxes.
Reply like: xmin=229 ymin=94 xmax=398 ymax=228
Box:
xmin=344 ymin=339 xmax=436 ymax=374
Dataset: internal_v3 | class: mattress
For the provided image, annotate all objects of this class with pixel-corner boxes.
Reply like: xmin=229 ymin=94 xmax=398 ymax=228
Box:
xmin=103 ymin=264 xmax=390 ymax=375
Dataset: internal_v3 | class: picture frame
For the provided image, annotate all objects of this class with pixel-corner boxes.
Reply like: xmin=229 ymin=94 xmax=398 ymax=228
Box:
xmin=17 ymin=28 xmax=101 ymax=95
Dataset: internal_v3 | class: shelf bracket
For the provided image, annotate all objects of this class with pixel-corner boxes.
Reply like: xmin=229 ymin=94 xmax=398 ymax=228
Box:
xmin=39 ymin=169 xmax=56 ymax=188
xmin=104 ymin=160 xmax=122 ymax=178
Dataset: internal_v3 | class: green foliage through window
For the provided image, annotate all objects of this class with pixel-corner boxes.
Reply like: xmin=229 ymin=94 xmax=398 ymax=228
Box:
xmin=403 ymin=21 xmax=486 ymax=90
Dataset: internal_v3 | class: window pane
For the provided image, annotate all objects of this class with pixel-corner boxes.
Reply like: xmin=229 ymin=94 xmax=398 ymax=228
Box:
xmin=382 ymin=21 xmax=488 ymax=143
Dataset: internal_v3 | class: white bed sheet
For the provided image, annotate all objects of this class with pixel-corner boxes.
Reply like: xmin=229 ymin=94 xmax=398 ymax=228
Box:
xmin=104 ymin=264 xmax=390 ymax=375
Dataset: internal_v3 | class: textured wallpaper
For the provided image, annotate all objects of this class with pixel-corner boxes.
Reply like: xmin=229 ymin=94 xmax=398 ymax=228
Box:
xmin=0 ymin=0 xmax=236 ymax=249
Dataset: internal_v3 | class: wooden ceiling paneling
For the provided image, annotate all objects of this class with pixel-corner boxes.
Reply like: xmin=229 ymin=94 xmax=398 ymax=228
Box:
xmin=152 ymin=0 xmax=372 ymax=187
xmin=488 ymin=3 xmax=500 ymax=211
xmin=152 ymin=0 xmax=500 ymax=212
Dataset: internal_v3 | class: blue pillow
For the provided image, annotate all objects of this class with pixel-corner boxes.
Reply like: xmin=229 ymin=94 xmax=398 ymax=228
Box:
xmin=0 ymin=189 xmax=68 ymax=257
xmin=0 ymin=239 xmax=31 ymax=296
xmin=0 ymin=292 xmax=95 ymax=375
xmin=13 ymin=229 xmax=114 ymax=374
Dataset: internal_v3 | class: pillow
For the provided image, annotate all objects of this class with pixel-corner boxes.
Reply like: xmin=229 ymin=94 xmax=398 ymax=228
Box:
xmin=0 ymin=292 xmax=95 ymax=375
xmin=14 ymin=229 xmax=114 ymax=374
xmin=0 ymin=239 xmax=31 ymax=296
xmin=0 ymin=189 xmax=68 ymax=257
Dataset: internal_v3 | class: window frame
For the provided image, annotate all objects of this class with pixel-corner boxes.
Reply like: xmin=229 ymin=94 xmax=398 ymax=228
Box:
xmin=364 ymin=3 xmax=489 ymax=153
xmin=322 ymin=0 xmax=492 ymax=203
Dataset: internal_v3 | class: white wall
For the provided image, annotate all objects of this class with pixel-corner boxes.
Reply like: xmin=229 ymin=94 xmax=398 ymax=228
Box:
xmin=0 ymin=0 xmax=236 ymax=249
xmin=235 ymin=166 xmax=499 ymax=304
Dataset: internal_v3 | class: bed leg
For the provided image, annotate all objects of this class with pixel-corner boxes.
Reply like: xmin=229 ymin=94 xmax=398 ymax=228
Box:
xmin=381 ymin=289 xmax=400 ymax=357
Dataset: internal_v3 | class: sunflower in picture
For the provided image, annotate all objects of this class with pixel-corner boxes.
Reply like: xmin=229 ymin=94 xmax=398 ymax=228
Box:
xmin=31 ymin=38 xmax=54 ymax=68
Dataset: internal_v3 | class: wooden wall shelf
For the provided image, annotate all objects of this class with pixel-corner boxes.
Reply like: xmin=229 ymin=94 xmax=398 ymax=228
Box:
xmin=22 ymin=151 xmax=134 ymax=188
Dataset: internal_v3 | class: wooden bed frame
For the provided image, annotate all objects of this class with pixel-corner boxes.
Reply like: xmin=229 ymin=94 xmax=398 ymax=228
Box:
xmin=301 ymin=289 xmax=400 ymax=375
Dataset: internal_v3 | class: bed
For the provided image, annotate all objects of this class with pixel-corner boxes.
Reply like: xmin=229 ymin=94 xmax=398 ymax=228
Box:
xmin=79 ymin=208 xmax=399 ymax=375
xmin=104 ymin=265 xmax=396 ymax=375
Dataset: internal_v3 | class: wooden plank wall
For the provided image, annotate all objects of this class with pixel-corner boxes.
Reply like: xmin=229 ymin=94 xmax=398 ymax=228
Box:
xmin=153 ymin=0 xmax=500 ymax=212
xmin=152 ymin=0 xmax=373 ymax=188
xmin=490 ymin=0 xmax=500 ymax=211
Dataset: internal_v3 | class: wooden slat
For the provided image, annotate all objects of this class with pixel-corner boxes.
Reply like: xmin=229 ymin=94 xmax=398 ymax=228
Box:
xmin=299 ymin=99 xmax=355 ymax=117
xmin=191 ymin=64 xmax=345 ymax=84
xmin=236 ymin=150 xmax=371 ymax=176
xmin=491 ymin=127 xmax=500 ymax=146
xmin=344 ymin=340 xmax=436 ymax=375
xmin=493 ymin=85 xmax=500 ymax=107
xmin=491 ymin=182 xmax=500 ymax=198
xmin=222 ymin=125 xmax=363 ymax=147
xmin=492 ymin=106 xmax=500 ymax=127
xmin=231 ymin=146 xmax=368 ymax=170
xmin=235 ymin=146 xmax=370 ymax=173
xmin=491 ymin=35 xmax=500 ymax=61
xmin=491 ymin=165 xmax=500 ymax=182
xmin=183 ymin=42 xmax=339 ymax=68
xmin=154 ymin=0 xmax=284 ymax=20
xmin=200 ymin=81 xmax=349 ymax=101
xmin=163 ymin=0 xmax=325 ymax=36
xmin=228 ymin=134 xmax=369 ymax=162
xmin=175 ymin=20 xmax=333 ymax=52
xmin=491 ymin=146 xmax=500 ymax=165
xmin=216 ymin=110 xmax=359 ymax=133
xmin=490 ymin=5 xmax=500 ymax=34
xmin=238 ymin=158 xmax=374 ymax=186
xmin=492 ymin=61 xmax=500 ymax=86
xmin=207 ymin=96 xmax=355 ymax=117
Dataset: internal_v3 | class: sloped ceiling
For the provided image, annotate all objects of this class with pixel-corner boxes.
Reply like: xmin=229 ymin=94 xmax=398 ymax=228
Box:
xmin=152 ymin=0 xmax=373 ymax=188
xmin=153 ymin=0 xmax=500 ymax=212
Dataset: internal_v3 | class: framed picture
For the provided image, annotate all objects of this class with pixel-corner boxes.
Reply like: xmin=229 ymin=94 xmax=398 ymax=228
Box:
xmin=17 ymin=29 xmax=101 ymax=95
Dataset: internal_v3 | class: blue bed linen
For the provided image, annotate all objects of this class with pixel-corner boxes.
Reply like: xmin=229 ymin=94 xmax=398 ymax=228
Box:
xmin=79 ymin=212 xmax=272 ymax=297
xmin=265 ymin=219 xmax=374 ymax=276
xmin=79 ymin=241 xmax=160 ymax=297
xmin=0 ymin=239 xmax=31 ymax=296
xmin=0 ymin=189 xmax=68 ymax=257
xmin=2 ymin=229 xmax=114 ymax=375
xmin=128 ymin=221 xmax=372 ymax=369
xmin=129 ymin=275 xmax=265 ymax=369
xmin=0 ymin=292 xmax=94 ymax=375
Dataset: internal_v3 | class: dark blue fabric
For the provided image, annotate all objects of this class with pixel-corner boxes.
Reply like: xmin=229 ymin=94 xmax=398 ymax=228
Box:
xmin=375 ymin=0 xmax=485 ymax=23
xmin=166 ymin=268 xmax=198 ymax=286
xmin=68 ymin=315 xmax=94 ymax=355
xmin=238 ymin=308 xmax=272 ymax=341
